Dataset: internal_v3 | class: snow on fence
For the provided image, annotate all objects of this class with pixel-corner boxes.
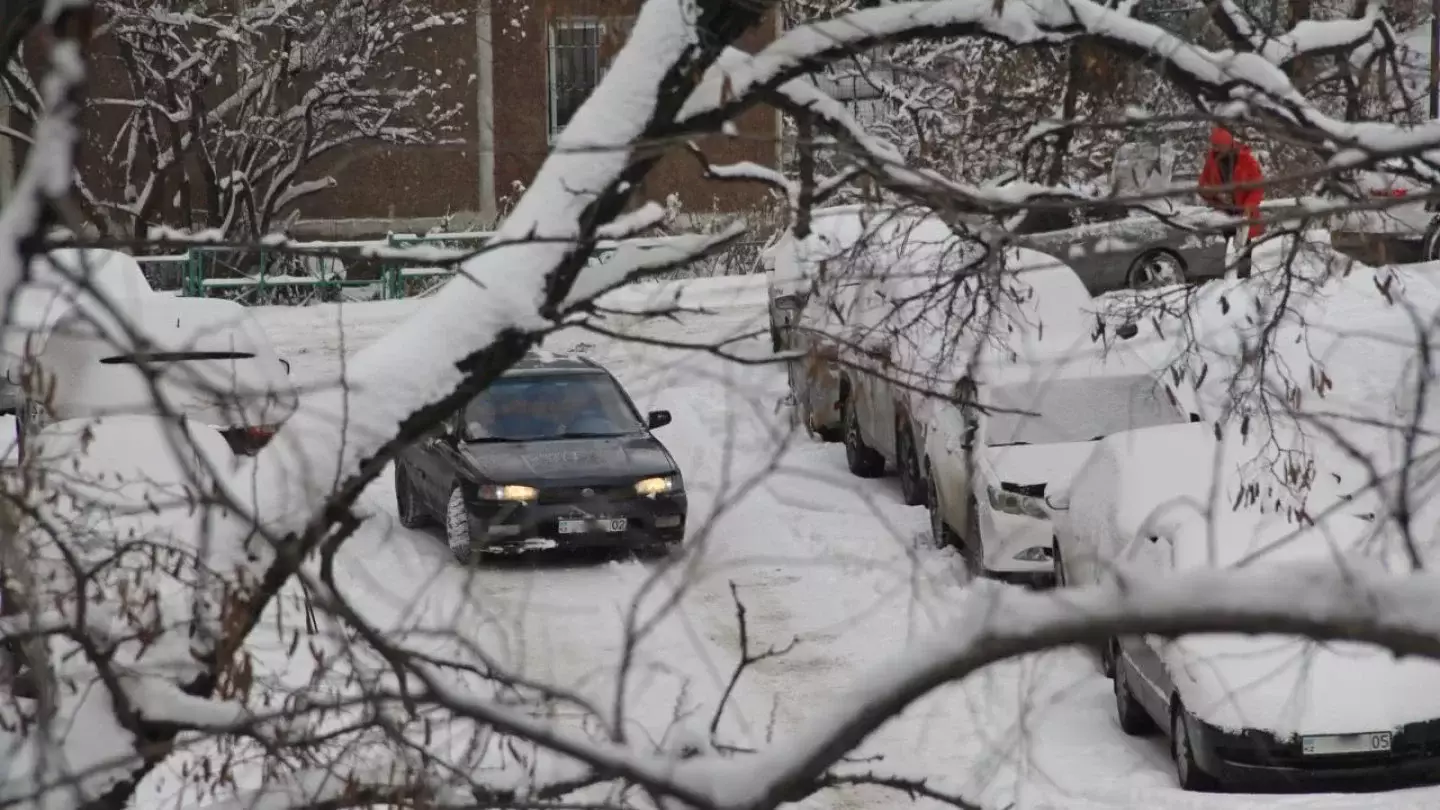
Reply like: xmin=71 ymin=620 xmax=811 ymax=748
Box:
xmin=130 ymin=230 xmax=771 ymax=306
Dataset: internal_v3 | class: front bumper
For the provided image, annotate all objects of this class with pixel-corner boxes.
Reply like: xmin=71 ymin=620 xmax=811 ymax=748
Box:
xmin=983 ymin=512 xmax=1055 ymax=580
xmin=463 ymin=487 xmax=687 ymax=555
xmin=1188 ymin=714 xmax=1440 ymax=791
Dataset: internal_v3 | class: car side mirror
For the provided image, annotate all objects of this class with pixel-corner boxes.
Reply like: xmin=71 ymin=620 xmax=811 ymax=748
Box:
xmin=647 ymin=410 xmax=672 ymax=429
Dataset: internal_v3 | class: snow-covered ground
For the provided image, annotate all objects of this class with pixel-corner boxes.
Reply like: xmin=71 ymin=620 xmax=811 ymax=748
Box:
xmin=235 ymin=276 xmax=1440 ymax=810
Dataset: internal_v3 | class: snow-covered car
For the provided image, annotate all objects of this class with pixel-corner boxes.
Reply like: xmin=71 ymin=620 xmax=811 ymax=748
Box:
xmin=764 ymin=206 xmax=959 ymax=354
xmin=767 ymin=207 xmax=966 ymax=441
xmin=1052 ymin=421 xmax=1440 ymax=791
xmin=23 ymin=294 xmax=296 ymax=455
xmin=0 ymin=249 xmax=157 ymax=416
xmin=843 ymin=248 xmax=1095 ymax=506
xmin=1320 ymin=170 xmax=1437 ymax=264
xmin=923 ymin=342 xmax=1198 ymax=585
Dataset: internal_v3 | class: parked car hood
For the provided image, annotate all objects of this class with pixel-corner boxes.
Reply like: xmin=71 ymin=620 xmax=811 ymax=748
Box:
xmin=458 ymin=435 xmax=676 ymax=484
xmin=1167 ymin=633 xmax=1440 ymax=738
xmin=983 ymin=440 xmax=1098 ymax=495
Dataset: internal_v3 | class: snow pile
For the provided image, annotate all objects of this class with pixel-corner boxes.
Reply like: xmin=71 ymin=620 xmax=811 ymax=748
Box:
xmin=3 ymin=416 xmax=252 ymax=804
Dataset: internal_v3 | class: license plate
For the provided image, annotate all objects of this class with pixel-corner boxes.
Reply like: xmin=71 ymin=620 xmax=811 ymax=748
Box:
xmin=1302 ymin=732 xmax=1392 ymax=756
xmin=557 ymin=518 xmax=627 ymax=534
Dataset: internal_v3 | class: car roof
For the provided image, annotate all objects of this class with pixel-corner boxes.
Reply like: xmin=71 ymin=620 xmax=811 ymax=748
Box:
xmin=503 ymin=352 xmax=605 ymax=376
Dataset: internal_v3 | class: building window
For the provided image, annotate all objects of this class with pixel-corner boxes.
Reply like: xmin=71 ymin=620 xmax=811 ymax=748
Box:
xmin=547 ymin=18 xmax=604 ymax=140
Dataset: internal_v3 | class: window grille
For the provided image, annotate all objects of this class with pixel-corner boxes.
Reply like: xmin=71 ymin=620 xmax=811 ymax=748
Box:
xmin=548 ymin=19 xmax=604 ymax=139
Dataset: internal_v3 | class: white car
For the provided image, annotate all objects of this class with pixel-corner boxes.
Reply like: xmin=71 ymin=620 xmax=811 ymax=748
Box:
xmin=24 ymin=295 xmax=296 ymax=455
xmin=923 ymin=341 xmax=1198 ymax=584
xmin=1052 ymin=422 xmax=1440 ymax=791
xmin=848 ymin=248 xmax=1097 ymax=505
xmin=1 ymin=249 xmax=157 ymax=415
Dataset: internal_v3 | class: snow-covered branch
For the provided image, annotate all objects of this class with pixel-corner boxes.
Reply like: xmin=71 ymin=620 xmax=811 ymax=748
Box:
xmin=672 ymin=563 xmax=1440 ymax=809
xmin=1211 ymin=0 xmax=1390 ymax=68
xmin=23 ymin=0 xmax=467 ymax=239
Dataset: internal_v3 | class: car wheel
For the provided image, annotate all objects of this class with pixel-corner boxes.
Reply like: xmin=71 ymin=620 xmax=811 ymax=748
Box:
xmin=1099 ymin=635 xmax=1116 ymax=679
xmin=1172 ymin=698 xmax=1220 ymax=792
xmin=445 ymin=487 xmax=476 ymax=565
xmin=1127 ymin=249 xmax=1187 ymax=289
xmin=925 ymin=463 xmax=955 ymax=549
xmin=1051 ymin=536 xmax=1067 ymax=587
xmin=843 ymin=399 xmax=885 ymax=478
xmin=1113 ymin=641 xmax=1156 ymax=736
xmin=394 ymin=463 xmax=429 ymax=529
xmin=961 ymin=496 xmax=984 ymax=579
xmin=896 ymin=421 xmax=924 ymax=506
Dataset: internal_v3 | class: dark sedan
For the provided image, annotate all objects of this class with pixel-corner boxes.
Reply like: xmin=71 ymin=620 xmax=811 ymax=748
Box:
xmin=393 ymin=354 xmax=687 ymax=562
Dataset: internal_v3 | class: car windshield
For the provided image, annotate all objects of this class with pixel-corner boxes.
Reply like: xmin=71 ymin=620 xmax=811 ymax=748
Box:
xmin=982 ymin=373 xmax=1184 ymax=446
xmin=462 ymin=372 xmax=642 ymax=442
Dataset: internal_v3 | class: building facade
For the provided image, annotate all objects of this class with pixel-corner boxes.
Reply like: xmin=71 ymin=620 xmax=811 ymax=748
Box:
xmin=245 ymin=0 xmax=783 ymax=238
xmin=4 ymin=1 xmax=782 ymax=239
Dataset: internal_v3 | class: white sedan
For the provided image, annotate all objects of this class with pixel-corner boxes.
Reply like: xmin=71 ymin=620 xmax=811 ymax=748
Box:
xmin=1052 ymin=422 xmax=1440 ymax=792
xmin=923 ymin=345 xmax=1197 ymax=585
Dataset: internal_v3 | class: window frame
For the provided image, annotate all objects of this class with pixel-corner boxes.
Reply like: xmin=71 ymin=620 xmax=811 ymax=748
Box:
xmin=546 ymin=17 xmax=606 ymax=143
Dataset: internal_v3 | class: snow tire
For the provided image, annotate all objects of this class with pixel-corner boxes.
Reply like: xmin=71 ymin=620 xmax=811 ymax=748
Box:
xmin=843 ymin=399 xmax=885 ymax=478
xmin=896 ymin=420 xmax=925 ymax=506
xmin=445 ymin=486 xmax=476 ymax=565
xmin=1114 ymin=642 xmax=1155 ymax=737
xmin=1172 ymin=699 xmax=1220 ymax=792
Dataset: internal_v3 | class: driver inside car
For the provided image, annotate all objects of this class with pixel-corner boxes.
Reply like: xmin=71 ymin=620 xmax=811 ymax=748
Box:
xmin=488 ymin=383 xmax=561 ymax=439
xmin=558 ymin=382 xmax=614 ymax=434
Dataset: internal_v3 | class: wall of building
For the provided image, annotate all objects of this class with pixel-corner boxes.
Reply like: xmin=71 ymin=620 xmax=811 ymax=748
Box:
xmin=490 ymin=0 xmax=780 ymax=216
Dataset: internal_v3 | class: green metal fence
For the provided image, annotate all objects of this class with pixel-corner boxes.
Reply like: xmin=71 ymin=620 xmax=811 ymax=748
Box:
xmin=130 ymin=231 xmax=764 ymax=304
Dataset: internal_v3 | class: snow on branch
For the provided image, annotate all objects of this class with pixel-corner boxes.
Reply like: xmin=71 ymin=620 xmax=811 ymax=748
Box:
xmin=686 ymin=143 xmax=860 ymax=219
xmin=678 ymin=0 xmax=1440 ymax=178
xmin=34 ymin=0 xmax=468 ymax=239
xmin=1212 ymin=0 xmax=1389 ymax=67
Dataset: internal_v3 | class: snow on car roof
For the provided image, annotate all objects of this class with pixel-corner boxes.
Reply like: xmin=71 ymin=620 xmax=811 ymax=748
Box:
xmin=768 ymin=205 xmax=968 ymax=286
xmin=40 ymin=295 xmax=296 ymax=426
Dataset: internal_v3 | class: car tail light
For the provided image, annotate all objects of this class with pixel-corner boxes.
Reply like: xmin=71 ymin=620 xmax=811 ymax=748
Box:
xmin=1370 ymin=188 xmax=1408 ymax=198
xmin=222 ymin=424 xmax=279 ymax=455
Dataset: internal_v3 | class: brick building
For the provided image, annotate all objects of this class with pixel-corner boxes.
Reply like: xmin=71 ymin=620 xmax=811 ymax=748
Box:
xmin=1 ymin=1 xmax=782 ymax=239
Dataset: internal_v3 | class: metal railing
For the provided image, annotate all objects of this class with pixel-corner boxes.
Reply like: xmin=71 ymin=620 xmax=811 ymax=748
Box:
xmin=129 ymin=231 xmax=770 ymax=305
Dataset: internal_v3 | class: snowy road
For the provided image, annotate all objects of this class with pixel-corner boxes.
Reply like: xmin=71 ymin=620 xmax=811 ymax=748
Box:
xmin=250 ymin=277 xmax=1440 ymax=810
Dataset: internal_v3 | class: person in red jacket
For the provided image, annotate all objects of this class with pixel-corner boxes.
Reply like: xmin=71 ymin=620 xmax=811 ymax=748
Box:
xmin=1199 ymin=126 xmax=1265 ymax=277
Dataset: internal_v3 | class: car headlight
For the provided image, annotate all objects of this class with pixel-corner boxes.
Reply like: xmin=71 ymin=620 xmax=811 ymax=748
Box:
xmin=987 ymin=486 xmax=1048 ymax=520
xmin=1013 ymin=546 xmax=1053 ymax=562
xmin=635 ymin=475 xmax=680 ymax=496
xmin=476 ymin=484 xmax=538 ymax=502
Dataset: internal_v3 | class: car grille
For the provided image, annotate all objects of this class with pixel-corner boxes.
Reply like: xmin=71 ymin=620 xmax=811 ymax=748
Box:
xmin=537 ymin=483 xmax=638 ymax=506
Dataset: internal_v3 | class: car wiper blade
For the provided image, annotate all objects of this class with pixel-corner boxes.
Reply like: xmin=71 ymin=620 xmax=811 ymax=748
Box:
xmin=554 ymin=431 xmax=628 ymax=439
xmin=464 ymin=435 xmax=536 ymax=443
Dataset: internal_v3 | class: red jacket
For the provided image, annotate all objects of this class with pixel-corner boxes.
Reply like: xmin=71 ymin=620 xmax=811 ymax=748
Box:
xmin=1199 ymin=146 xmax=1265 ymax=240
